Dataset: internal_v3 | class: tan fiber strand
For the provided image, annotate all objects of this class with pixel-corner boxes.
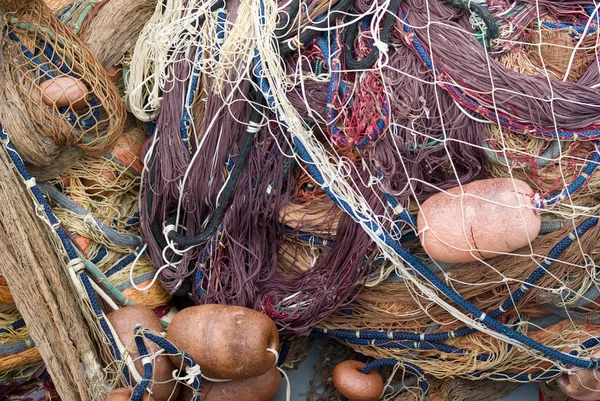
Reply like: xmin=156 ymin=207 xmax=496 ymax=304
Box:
xmin=0 ymin=140 xmax=105 ymax=400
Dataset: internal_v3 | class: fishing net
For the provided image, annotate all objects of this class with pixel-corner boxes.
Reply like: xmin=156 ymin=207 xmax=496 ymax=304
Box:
xmin=0 ymin=5 xmax=164 ymax=394
xmin=2 ymin=0 xmax=126 ymax=156
xmin=128 ymin=0 xmax=600 ymax=399
xmin=3 ymin=0 xmax=600 ymax=400
xmin=0 ymin=115 xmax=173 ymax=398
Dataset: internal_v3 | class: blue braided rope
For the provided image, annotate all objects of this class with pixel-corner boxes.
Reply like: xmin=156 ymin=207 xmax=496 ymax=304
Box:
xmin=41 ymin=42 xmax=76 ymax=77
xmin=57 ymin=3 xmax=74 ymax=19
xmin=105 ymin=247 xmax=146 ymax=277
xmin=383 ymin=192 xmax=418 ymax=227
xmin=131 ymin=327 xmax=153 ymax=401
xmin=0 ymin=337 xmax=34 ymax=356
xmin=337 ymin=336 xmax=490 ymax=361
xmin=584 ymin=5 xmax=597 ymax=16
xmin=91 ymin=246 xmax=108 ymax=264
xmin=540 ymin=144 xmax=600 ymax=208
xmin=180 ymin=7 xmax=226 ymax=149
xmin=126 ymin=212 xmax=141 ymax=227
xmin=80 ymin=272 xmax=125 ymax=376
xmin=0 ymin=318 xmax=26 ymax=335
xmin=8 ymin=32 xmax=53 ymax=78
xmin=539 ymin=20 xmax=598 ymax=34
xmin=295 ymin=233 xmax=334 ymax=247
xmin=139 ymin=329 xmax=203 ymax=401
xmin=400 ymin=231 xmax=417 ymax=242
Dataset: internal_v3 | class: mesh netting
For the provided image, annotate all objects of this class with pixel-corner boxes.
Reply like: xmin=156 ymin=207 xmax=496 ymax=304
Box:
xmin=4 ymin=0 xmax=600 ymax=400
xmin=2 ymin=0 xmax=126 ymax=156
xmin=130 ymin=0 xmax=600 ymax=398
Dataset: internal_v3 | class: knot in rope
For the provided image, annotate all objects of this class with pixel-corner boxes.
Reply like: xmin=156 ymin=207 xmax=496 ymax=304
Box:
xmin=173 ymin=364 xmax=202 ymax=386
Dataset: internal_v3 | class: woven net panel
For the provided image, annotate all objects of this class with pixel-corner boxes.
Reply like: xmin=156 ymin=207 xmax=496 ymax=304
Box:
xmin=2 ymin=0 xmax=126 ymax=156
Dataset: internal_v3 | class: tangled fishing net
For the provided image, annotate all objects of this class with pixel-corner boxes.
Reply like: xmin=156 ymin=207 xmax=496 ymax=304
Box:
xmin=2 ymin=0 xmax=126 ymax=156
xmin=2 ymin=0 xmax=600 ymax=400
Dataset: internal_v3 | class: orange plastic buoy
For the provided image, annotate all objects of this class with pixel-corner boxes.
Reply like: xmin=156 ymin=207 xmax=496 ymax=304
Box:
xmin=39 ymin=76 xmax=89 ymax=110
xmin=105 ymin=387 xmax=156 ymax=401
xmin=332 ymin=360 xmax=384 ymax=401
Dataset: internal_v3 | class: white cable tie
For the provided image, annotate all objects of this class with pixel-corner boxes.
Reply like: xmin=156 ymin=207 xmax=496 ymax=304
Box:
xmin=533 ymin=193 xmax=543 ymax=211
xmin=247 ymin=120 xmax=262 ymax=134
xmin=24 ymin=177 xmax=36 ymax=189
xmin=141 ymin=356 xmax=153 ymax=366
xmin=84 ymin=213 xmax=95 ymax=225
xmin=285 ymin=38 xmax=296 ymax=51
xmin=66 ymin=258 xmax=87 ymax=300
xmin=178 ymin=364 xmax=202 ymax=386
xmin=67 ymin=257 xmax=85 ymax=274
xmin=163 ymin=224 xmax=176 ymax=236
xmin=392 ymin=203 xmax=404 ymax=215
xmin=373 ymin=39 xmax=389 ymax=55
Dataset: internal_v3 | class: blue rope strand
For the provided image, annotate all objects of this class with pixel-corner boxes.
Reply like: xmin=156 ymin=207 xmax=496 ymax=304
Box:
xmin=139 ymin=329 xmax=203 ymax=401
xmin=0 ymin=318 xmax=26 ymax=335
xmin=131 ymin=328 xmax=153 ymax=401
xmin=541 ymin=145 xmax=600 ymax=208
xmin=105 ymin=247 xmax=146 ymax=277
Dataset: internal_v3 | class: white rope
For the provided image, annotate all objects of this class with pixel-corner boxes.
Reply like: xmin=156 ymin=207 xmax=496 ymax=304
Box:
xmin=127 ymin=0 xmax=223 ymax=120
xmin=277 ymin=366 xmax=291 ymax=401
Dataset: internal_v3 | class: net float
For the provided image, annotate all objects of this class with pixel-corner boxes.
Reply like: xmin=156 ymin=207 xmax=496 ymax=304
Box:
xmin=332 ymin=360 xmax=384 ymax=401
xmin=39 ymin=76 xmax=89 ymax=110
xmin=417 ymin=178 xmax=541 ymax=263
xmin=166 ymin=304 xmax=279 ymax=380
xmin=176 ymin=367 xmax=282 ymax=401
xmin=108 ymin=305 xmax=180 ymax=401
